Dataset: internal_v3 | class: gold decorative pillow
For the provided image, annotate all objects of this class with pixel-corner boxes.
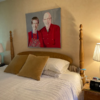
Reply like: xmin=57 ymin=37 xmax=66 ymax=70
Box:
xmin=18 ymin=54 xmax=49 ymax=81
xmin=4 ymin=55 xmax=28 ymax=74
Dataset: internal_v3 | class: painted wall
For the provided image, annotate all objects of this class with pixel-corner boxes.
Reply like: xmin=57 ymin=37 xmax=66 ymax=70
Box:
xmin=0 ymin=0 xmax=100 ymax=78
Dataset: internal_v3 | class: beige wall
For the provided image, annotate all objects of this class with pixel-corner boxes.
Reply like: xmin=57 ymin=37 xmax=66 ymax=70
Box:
xmin=0 ymin=0 xmax=100 ymax=78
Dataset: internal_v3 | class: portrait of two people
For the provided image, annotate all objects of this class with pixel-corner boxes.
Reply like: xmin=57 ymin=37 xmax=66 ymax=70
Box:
xmin=27 ymin=8 xmax=61 ymax=48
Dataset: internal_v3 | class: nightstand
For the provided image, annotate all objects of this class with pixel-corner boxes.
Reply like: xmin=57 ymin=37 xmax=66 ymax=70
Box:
xmin=82 ymin=82 xmax=100 ymax=100
xmin=0 ymin=63 xmax=5 ymax=67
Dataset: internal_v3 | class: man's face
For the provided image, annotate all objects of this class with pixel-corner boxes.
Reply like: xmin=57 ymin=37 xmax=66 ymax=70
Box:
xmin=31 ymin=20 xmax=38 ymax=30
xmin=43 ymin=13 xmax=51 ymax=28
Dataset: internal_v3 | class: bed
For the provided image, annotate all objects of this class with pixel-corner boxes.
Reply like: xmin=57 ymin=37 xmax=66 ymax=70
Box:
xmin=0 ymin=24 xmax=84 ymax=100
xmin=0 ymin=65 xmax=83 ymax=100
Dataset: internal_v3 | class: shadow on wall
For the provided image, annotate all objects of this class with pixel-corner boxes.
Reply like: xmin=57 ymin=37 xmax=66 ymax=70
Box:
xmin=83 ymin=30 xmax=100 ymax=67
xmin=6 ymin=40 xmax=10 ymax=51
xmin=3 ymin=40 xmax=11 ymax=64
xmin=0 ymin=53 xmax=4 ymax=63
xmin=61 ymin=8 xmax=79 ymax=67
xmin=4 ymin=51 xmax=11 ymax=64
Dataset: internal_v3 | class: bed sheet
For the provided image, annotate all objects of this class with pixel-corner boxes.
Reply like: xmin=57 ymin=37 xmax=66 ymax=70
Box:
xmin=0 ymin=65 xmax=83 ymax=100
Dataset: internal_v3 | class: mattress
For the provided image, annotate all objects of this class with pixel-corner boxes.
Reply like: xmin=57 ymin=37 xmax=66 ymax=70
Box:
xmin=0 ymin=65 xmax=83 ymax=100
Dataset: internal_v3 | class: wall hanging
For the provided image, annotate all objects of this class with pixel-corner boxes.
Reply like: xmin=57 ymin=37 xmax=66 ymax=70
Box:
xmin=26 ymin=8 xmax=61 ymax=48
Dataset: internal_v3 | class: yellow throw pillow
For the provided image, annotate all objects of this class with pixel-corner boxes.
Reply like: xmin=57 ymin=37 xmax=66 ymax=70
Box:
xmin=18 ymin=54 xmax=49 ymax=81
xmin=4 ymin=55 xmax=28 ymax=74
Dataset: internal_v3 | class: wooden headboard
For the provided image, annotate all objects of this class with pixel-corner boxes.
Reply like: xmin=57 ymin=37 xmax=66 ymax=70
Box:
xmin=18 ymin=51 xmax=73 ymax=64
xmin=9 ymin=24 xmax=84 ymax=76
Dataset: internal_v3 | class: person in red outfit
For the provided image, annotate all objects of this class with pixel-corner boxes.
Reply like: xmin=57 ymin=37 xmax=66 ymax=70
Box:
xmin=28 ymin=17 xmax=43 ymax=47
xmin=40 ymin=12 xmax=61 ymax=48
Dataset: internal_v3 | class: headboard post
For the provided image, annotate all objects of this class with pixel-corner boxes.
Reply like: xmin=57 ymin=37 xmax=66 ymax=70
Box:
xmin=10 ymin=31 xmax=14 ymax=60
xmin=79 ymin=24 xmax=84 ymax=76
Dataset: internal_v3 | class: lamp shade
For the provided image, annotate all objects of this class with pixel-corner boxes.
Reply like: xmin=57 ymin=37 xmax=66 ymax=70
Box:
xmin=93 ymin=43 xmax=100 ymax=62
xmin=0 ymin=43 xmax=3 ymax=53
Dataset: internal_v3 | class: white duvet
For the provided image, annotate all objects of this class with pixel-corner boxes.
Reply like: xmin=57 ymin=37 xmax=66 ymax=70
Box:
xmin=0 ymin=65 xmax=83 ymax=100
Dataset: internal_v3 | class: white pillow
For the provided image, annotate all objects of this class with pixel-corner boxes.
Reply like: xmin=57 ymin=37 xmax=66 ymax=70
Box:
xmin=43 ymin=67 xmax=71 ymax=78
xmin=43 ymin=70 xmax=61 ymax=78
xmin=61 ymin=65 xmax=71 ymax=73
xmin=44 ymin=58 xmax=70 ymax=73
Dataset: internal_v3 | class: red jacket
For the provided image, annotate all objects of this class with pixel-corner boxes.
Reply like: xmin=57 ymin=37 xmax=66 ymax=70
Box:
xmin=40 ymin=24 xmax=61 ymax=48
xmin=28 ymin=31 xmax=44 ymax=47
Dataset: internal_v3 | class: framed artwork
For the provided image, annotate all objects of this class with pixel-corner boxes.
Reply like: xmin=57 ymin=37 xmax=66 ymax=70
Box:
xmin=26 ymin=8 xmax=61 ymax=48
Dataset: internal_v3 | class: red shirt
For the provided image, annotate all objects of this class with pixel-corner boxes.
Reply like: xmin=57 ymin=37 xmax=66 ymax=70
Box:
xmin=40 ymin=24 xmax=61 ymax=48
xmin=28 ymin=31 xmax=44 ymax=47
xmin=33 ymin=34 xmax=37 ymax=39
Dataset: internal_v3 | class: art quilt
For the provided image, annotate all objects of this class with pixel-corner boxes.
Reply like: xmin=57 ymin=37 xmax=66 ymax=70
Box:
xmin=26 ymin=8 xmax=61 ymax=48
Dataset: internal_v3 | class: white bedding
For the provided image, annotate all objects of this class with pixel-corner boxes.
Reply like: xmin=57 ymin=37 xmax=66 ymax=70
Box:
xmin=0 ymin=65 xmax=83 ymax=100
